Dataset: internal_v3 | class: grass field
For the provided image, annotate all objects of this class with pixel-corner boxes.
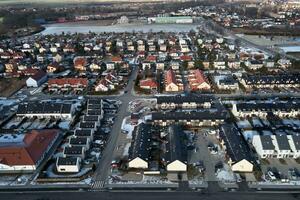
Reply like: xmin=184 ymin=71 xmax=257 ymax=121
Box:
xmin=0 ymin=78 xmax=25 ymax=97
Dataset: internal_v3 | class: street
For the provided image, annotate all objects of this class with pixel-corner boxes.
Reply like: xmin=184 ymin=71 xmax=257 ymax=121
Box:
xmin=1 ymin=190 xmax=300 ymax=200
xmin=92 ymin=65 xmax=139 ymax=186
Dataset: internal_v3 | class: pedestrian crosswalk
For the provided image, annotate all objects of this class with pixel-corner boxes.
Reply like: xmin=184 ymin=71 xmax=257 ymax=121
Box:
xmin=92 ymin=180 xmax=105 ymax=189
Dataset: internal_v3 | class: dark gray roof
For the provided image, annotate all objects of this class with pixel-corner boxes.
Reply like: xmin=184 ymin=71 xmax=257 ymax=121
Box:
xmin=17 ymin=102 xmax=72 ymax=115
xmin=164 ymin=125 xmax=187 ymax=163
xmin=83 ymin=115 xmax=100 ymax=122
xmin=236 ymin=101 xmax=300 ymax=112
xmin=128 ymin=123 xmax=152 ymax=161
xmin=64 ymin=146 xmax=84 ymax=155
xmin=292 ymin=135 xmax=300 ymax=150
xmin=87 ymin=104 xmax=102 ymax=110
xmin=87 ymin=99 xmax=102 ymax=105
xmin=87 ymin=109 xmax=102 ymax=116
xmin=276 ymin=135 xmax=291 ymax=150
xmin=156 ymin=94 xmax=214 ymax=104
xmin=69 ymin=137 xmax=89 ymax=145
xmin=79 ymin=122 xmax=96 ymax=129
xmin=260 ymin=135 xmax=275 ymax=150
xmin=151 ymin=111 xmax=227 ymax=121
xmin=219 ymin=124 xmax=256 ymax=164
xmin=242 ymin=74 xmax=300 ymax=85
xmin=57 ymin=157 xmax=79 ymax=165
xmin=74 ymin=129 xmax=93 ymax=137
xmin=219 ymin=76 xmax=238 ymax=85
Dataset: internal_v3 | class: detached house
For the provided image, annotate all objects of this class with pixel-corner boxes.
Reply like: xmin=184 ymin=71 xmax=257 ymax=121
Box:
xmin=74 ymin=57 xmax=87 ymax=71
xmin=139 ymin=78 xmax=158 ymax=90
xmin=47 ymin=63 xmax=60 ymax=73
xmin=26 ymin=70 xmax=47 ymax=88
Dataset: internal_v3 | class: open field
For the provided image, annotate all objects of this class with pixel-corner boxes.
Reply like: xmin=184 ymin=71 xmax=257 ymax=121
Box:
xmin=0 ymin=78 xmax=25 ymax=97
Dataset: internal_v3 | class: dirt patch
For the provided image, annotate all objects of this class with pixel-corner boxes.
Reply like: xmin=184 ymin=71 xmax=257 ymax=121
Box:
xmin=0 ymin=78 xmax=25 ymax=97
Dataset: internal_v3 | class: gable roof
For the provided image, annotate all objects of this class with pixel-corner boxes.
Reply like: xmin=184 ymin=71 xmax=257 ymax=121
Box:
xmin=0 ymin=129 xmax=59 ymax=166
xmin=164 ymin=125 xmax=187 ymax=164
xmin=30 ymin=70 xmax=47 ymax=81
xmin=220 ymin=124 xmax=256 ymax=165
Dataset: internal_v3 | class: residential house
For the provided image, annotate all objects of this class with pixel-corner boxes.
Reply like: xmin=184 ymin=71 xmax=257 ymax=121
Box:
xmin=139 ymin=78 xmax=158 ymax=90
xmin=26 ymin=70 xmax=47 ymax=87
xmin=48 ymin=78 xmax=88 ymax=92
xmin=219 ymin=125 xmax=255 ymax=172
xmin=188 ymin=69 xmax=211 ymax=91
xmin=164 ymin=69 xmax=182 ymax=92
xmin=56 ymin=157 xmax=81 ymax=173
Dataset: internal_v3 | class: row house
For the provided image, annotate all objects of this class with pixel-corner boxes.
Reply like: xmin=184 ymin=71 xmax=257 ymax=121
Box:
xmin=215 ymin=75 xmax=239 ymax=91
xmin=150 ymin=111 xmax=227 ymax=127
xmin=17 ymin=102 xmax=74 ymax=120
xmin=231 ymin=101 xmax=300 ymax=118
xmin=240 ymin=74 xmax=300 ymax=89
xmin=245 ymin=60 xmax=264 ymax=70
xmin=219 ymin=125 xmax=255 ymax=172
xmin=188 ymin=69 xmax=211 ymax=91
xmin=164 ymin=69 xmax=183 ymax=92
xmin=253 ymin=135 xmax=300 ymax=159
xmin=48 ymin=78 xmax=88 ymax=92
xmin=156 ymin=95 xmax=213 ymax=110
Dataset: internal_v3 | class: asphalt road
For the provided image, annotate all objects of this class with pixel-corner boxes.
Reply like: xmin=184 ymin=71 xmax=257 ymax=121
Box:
xmin=93 ymin=65 xmax=139 ymax=183
xmin=2 ymin=191 xmax=300 ymax=200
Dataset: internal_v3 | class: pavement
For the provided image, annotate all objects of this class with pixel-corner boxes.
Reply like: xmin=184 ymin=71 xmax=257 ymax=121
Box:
xmin=92 ymin=64 xmax=139 ymax=187
xmin=1 ymin=190 xmax=300 ymax=200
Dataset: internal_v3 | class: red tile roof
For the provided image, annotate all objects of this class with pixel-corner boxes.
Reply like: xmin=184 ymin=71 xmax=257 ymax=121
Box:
xmin=146 ymin=55 xmax=157 ymax=62
xmin=30 ymin=70 xmax=47 ymax=81
xmin=0 ymin=129 xmax=59 ymax=166
xmin=140 ymin=79 xmax=158 ymax=88
xmin=188 ymin=69 xmax=210 ymax=90
xmin=22 ymin=68 xmax=39 ymax=76
xmin=48 ymin=78 xmax=88 ymax=86
xmin=180 ymin=55 xmax=192 ymax=61
xmin=111 ymin=56 xmax=122 ymax=63
xmin=74 ymin=57 xmax=87 ymax=67
xmin=165 ymin=69 xmax=177 ymax=85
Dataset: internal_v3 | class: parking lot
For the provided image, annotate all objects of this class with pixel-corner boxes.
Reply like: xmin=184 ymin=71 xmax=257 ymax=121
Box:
xmin=260 ymin=158 xmax=300 ymax=182
xmin=187 ymin=128 xmax=233 ymax=182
